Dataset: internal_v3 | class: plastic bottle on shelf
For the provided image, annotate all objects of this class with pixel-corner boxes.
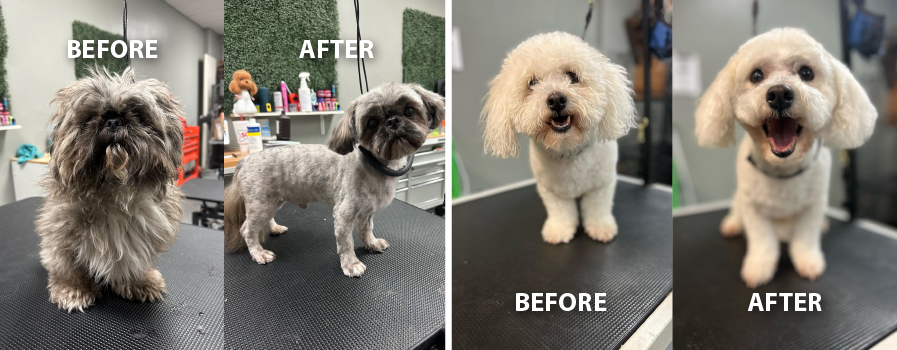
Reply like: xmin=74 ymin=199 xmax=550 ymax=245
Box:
xmin=247 ymin=118 xmax=263 ymax=153
xmin=277 ymin=110 xmax=291 ymax=141
xmin=298 ymin=72 xmax=312 ymax=112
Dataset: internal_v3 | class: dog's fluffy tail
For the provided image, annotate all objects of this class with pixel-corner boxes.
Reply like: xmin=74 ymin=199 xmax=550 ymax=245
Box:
xmin=224 ymin=180 xmax=247 ymax=252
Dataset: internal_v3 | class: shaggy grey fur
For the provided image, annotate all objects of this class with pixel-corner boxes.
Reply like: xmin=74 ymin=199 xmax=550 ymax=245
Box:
xmin=224 ymin=83 xmax=444 ymax=277
xmin=35 ymin=67 xmax=184 ymax=312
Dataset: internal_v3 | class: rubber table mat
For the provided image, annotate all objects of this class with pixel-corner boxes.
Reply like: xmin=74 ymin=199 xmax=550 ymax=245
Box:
xmin=224 ymin=200 xmax=445 ymax=349
xmin=0 ymin=197 xmax=224 ymax=349
xmin=181 ymin=178 xmax=225 ymax=203
xmin=673 ymin=210 xmax=897 ymax=349
xmin=452 ymin=181 xmax=673 ymax=349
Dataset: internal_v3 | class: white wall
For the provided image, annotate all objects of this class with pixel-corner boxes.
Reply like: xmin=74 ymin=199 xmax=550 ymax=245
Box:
xmin=0 ymin=0 xmax=220 ymax=205
xmin=282 ymin=0 xmax=445 ymax=145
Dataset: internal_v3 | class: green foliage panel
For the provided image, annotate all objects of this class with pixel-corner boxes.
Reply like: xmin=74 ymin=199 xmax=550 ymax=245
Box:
xmin=72 ymin=21 xmax=127 ymax=80
xmin=402 ymin=9 xmax=444 ymax=91
xmin=224 ymin=0 xmax=339 ymax=114
xmin=0 ymin=3 xmax=8 ymax=100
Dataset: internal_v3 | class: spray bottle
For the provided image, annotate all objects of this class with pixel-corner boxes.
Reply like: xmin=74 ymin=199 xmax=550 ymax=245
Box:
xmin=298 ymin=72 xmax=312 ymax=112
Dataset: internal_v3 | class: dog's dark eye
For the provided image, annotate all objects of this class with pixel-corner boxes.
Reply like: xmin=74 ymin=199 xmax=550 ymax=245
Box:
xmin=366 ymin=118 xmax=379 ymax=129
xmin=404 ymin=107 xmax=414 ymax=119
xmin=799 ymin=66 xmax=814 ymax=81
xmin=528 ymin=77 xmax=538 ymax=89
xmin=566 ymin=71 xmax=579 ymax=84
xmin=750 ymin=69 xmax=764 ymax=83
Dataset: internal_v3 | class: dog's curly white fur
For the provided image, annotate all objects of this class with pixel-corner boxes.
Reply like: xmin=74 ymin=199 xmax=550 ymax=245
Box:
xmin=482 ymin=32 xmax=637 ymax=244
xmin=36 ymin=67 xmax=185 ymax=312
xmin=224 ymin=83 xmax=444 ymax=277
xmin=696 ymin=28 xmax=876 ymax=288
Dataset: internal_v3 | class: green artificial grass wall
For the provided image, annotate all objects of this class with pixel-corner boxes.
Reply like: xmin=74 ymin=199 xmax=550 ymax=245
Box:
xmin=72 ymin=21 xmax=127 ymax=79
xmin=223 ymin=0 xmax=339 ymax=114
xmin=402 ymin=9 xmax=444 ymax=91
xmin=0 ymin=3 xmax=8 ymax=101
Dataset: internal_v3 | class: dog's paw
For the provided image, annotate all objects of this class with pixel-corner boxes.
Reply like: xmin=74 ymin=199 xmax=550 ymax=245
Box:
xmin=719 ymin=214 xmax=743 ymax=237
xmin=49 ymin=283 xmax=99 ymax=313
xmin=585 ymin=219 xmax=617 ymax=243
xmin=792 ymin=248 xmax=826 ymax=281
xmin=114 ymin=269 xmax=167 ymax=303
xmin=270 ymin=225 xmax=288 ymax=235
xmin=250 ymin=248 xmax=276 ymax=264
xmin=541 ymin=219 xmax=576 ymax=244
xmin=366 ymin=238 xmax=390 ymax=253
xmin=341 ymin=260 xmax=367 ymax=277
xmin=741 ymin=255 xmax=778 ymax=288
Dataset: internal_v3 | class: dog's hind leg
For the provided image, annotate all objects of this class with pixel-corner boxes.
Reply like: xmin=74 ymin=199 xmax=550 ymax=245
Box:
xmin=720 ymin=198 xmax=744 ymax=237
xmin=357 ymin=215 xmax=389 ymax=252
xmin=333 ymin=207 xmax=366 ymax=277
xmin=789 ymin=202 xmax=827 ymax=281
xmin=537 ymin=184 xmax=579 ymax=244
xmin=241 ymin=199 xmax=277 ymax=264
xmin=581 ymin=182 xmax=618 ymax=243
xmin=740 ymin=204 xmax=780 ymax=288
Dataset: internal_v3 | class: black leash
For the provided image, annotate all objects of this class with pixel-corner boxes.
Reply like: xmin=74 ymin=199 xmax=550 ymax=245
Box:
xmin=581 ymin=0 xmax=595 ymax=39
xmin=358 ymin=146 xmax=414 ymax=177
xmin=123 ymin=0 xmax=129 ymax=68
xmin=747 ymin=139 xmax=822 ymax=179
xmin=354 ymin=0 xmax=369 ymax=94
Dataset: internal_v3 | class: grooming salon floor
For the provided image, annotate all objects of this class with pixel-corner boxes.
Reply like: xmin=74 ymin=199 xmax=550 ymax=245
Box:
xmin=0 ymin=198 xmax=224 ymax=349
xmin=673 ymin=204 xmax=897 ymax=349
xmin=452 ymin=177 xmax=673 ymax=349
xmin=224 ymin=199 xmax=446 ymax=349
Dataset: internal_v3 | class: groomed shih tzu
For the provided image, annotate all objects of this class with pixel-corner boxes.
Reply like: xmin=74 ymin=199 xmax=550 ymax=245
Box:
xmin=36 ymin=67 xmax=185 ymax=312
xmin=482 ymin=32 xmax=637 ymax=244
xmin=224 ymin=82 xmax=444 ymax=277
xmin=695 ymin=28 xmax=877 ymax=288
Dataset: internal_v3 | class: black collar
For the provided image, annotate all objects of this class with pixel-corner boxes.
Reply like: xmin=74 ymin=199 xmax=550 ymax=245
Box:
xmin=357 ymin=146 xmax=414 ymax=177
xmin=747 ymin=139 xmax=821 ymax=179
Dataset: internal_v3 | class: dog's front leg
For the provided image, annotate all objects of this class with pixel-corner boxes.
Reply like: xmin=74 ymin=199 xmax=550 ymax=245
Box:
xmin=334 ymin=210 xmax=366 ymax=277
xmin=357 ymin=215 xmax=389 ymax=252
xmin=537 ymin=184 xmax=579 ymax=244
xmin=789 ymin=202 xmax=826 ymax=280
xmin=40 ymin=243 xmax=100 ymax=312
xmin=581 ymin=181 xmax=618 ymax=243
xmin=740 ymin=203 xmax=780 ymax=288
xmin=113 ymin=268 xmax=167 ymax=303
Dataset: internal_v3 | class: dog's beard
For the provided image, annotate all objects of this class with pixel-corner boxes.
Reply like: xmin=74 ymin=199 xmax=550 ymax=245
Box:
xmin=366 ymin=126 xmax=427 ymax=161
xmin=530 ymin=106 xmax=589 ymax=153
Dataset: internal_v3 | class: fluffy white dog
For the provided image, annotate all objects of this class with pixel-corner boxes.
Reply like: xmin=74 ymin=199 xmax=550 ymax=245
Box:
xmin=482 ymin=32 xmax=637 ymax=244
xmin=696 ymin=28 xmax=877 ymax=288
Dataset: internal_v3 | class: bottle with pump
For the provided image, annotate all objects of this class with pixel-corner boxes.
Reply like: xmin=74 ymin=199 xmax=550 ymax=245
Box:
xmin=298 ymin=72 xmax=312 ymax=112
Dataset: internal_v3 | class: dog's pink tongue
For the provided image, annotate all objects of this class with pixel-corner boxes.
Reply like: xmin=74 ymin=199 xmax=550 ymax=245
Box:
xmin=767 ymin=118 xmax=798 ymax=152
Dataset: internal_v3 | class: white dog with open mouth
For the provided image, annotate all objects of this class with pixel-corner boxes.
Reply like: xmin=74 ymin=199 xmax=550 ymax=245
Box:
xmin=482 ymin=32 xmax=637 ymax=244
xmin=696 ymin=28 xmax=877 ymax=288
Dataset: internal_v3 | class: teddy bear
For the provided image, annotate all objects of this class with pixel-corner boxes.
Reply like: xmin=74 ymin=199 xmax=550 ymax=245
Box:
xmin=230 ymin=70 xmax=258 ymax=116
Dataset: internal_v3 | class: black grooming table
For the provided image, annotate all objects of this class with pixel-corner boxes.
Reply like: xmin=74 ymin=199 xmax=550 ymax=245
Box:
xmin=224 ymin=200 xmax=445 ymax=349
xmin=180 ymin=178 xmax=224 ymax=228
xmin=0 ymin=197 xmax=223 ymax=349
xmin=674 ymin=209 xmax=897 ymax=349
xmin=452 ymin=181 xmax=673 ymax=349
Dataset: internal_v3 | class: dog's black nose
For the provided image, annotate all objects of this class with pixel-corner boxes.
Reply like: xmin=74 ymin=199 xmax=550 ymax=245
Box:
xmin=766 ymin=85 xmax=794 ymax=110
xmin=547 ymin=92 xmax=567 ymax=112
xmin=105 ymin=118 xmax=121 ymax=130
xmin=386 ymin=116 xmax=400 ymax=130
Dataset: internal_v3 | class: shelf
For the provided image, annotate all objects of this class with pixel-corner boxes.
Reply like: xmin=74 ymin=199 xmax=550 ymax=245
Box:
xmin=0 ymin=125 xmax=21 ymax=131
xmin=230 ymin=111 xmax=344 ymax=135
xmin=231 ymin=111 xmax=344 ymax=118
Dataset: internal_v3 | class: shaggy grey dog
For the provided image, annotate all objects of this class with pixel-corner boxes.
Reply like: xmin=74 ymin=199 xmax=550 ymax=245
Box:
xmin=35 ymin=67 xmax=185 ymax=312
xmin=224 ymin=82 xmax=444 ymax=277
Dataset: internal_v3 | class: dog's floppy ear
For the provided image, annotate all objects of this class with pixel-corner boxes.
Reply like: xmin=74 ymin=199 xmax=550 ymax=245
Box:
xmin=328 ymin=100 xmax=357 ymax=155
xmin=822 ymin=54 xmax=877 ymax=149
xmin=596 ymin=59 xmax=638 ymax=140
xmin=695 ymin=53 xmax=740 ymax=148
xmin=481 ymin=74 xmax=520 ymax=158
xmin=409 ymin=84 xmax=445 ymax=129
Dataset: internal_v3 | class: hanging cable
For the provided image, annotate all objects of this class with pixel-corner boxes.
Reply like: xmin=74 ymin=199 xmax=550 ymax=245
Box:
xmin=354 ymin=0 xmax=369 ymax=94
xmin=123 ymin=0 xmax=129 ymax=68
xmin=751 ymin=0 xmax=758 ymax=36
xmin=581 ymin=0 xmax=595 ymax=39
